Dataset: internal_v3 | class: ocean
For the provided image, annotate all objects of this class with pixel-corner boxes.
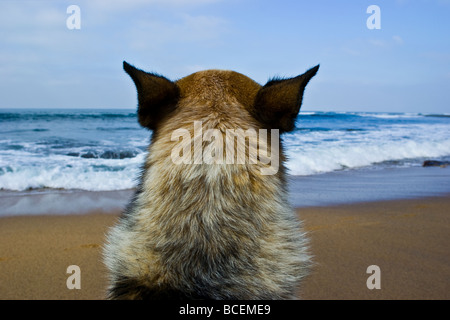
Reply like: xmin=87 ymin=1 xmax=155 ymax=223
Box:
xmin=1 ymin=108 xmax=449 ymax=192
xmin=1 ymin=108 xmax=450 ymax=215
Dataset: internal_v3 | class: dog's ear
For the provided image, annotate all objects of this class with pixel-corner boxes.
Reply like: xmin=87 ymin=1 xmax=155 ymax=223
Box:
xmin=123 ymin=61 xmax=179 ymax=130
xmin=253 ymin=65 xmax=319 ymax=132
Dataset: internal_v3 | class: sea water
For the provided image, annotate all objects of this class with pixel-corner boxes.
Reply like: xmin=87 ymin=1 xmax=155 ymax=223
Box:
xmin=1 ymin=108 xmax=449 ymax=192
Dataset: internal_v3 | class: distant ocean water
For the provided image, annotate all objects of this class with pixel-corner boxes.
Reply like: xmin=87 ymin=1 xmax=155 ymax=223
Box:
xmin=1 ymin=108 xmax=449 ymax=192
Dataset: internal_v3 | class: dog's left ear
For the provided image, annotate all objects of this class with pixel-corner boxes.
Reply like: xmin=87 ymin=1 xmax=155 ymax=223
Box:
xmin=253 ymin=65 xmax=319 ymax=132
xmin=123 ymin=61 xmax=179 ymax=130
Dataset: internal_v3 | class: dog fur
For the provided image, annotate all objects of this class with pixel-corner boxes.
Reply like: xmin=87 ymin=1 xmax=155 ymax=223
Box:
xmin=103 ymin=61 xmax=319 ymax=299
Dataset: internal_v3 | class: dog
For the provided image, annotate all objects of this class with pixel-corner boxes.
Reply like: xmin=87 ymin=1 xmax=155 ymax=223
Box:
xmin=103 ymin=61 xmax=319 ymax=299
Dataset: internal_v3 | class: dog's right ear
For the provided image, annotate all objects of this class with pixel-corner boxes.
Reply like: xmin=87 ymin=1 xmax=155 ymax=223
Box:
xmin=123 ymin=61 xmax=179 ymax=130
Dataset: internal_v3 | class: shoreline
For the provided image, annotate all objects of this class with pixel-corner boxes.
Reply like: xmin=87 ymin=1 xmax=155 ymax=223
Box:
xmin=1 ymin=165 xmax=450 ymax=217
xmin=0 ymin=189 xmax=134 ymax=217
xmin=288 ymin=165 xmax=450 ymax=207
xmin=0 ymin=195 xmax=449 ymax=300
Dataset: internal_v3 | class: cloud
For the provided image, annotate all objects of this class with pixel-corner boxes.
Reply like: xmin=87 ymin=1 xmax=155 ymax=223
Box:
xmin=83 ymin=0 xmax=221 ymax=13
xmin=128 ymin=13 xmax=228 ymax=51
xmin=0 ymin=3 xmax=70 ymax=77
xmin=0 ymin=1 xmax=227 ymax=65
xmin=368 ymin=36 xmax=404 ymax=48
xmin=0 ymin=0 xmax=230 ymax=107
xmin=421 ymin=51 xmax=450 ymax=62
xmin=392 ymin=35 xmax=404 ymax=45
xmin=0 ymin=3 xmax=65 ymax=30
xmin=341 ymin=47 xmax=360 ymax=56
xmin=369 ymin=39 xmax=386 ymax=47
xmin=396 ymin=0 xmax=450 ymax=6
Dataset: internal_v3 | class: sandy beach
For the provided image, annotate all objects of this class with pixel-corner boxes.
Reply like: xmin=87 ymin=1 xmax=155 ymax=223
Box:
xmin=1 ymin=193 xmax=449 ymax=300
xmin=299 ymin=196 xmax=450 ymax=300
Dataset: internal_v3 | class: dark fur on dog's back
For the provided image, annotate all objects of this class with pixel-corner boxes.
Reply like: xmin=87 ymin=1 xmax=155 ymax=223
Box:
xmin=103 ymin=62 xmax=319 ymax=299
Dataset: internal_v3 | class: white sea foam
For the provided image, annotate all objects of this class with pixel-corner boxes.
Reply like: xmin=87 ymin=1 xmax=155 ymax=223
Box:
xmin=1 ymin=110 xmax=449 ymax=192
xmin=285 ymin=123 xmax=450 ymax=175
xmin=356 ymin=112 xmax=421 ymax=119
xmin=2 ymin=130 xmax=449 ymax=191
xmin=0 ymin=151 xmax=146 ymax=191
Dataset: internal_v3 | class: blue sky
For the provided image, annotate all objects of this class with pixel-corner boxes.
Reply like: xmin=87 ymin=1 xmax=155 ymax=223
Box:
xmin=1 ymin=0 xmax=449 ymax=113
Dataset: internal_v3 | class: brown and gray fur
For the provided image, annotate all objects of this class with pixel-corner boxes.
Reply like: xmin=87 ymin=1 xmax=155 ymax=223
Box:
xmin=103 ymin=61 xmax=319 ymax=299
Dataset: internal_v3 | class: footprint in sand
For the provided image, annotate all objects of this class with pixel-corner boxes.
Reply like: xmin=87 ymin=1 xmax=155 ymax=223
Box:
xmin=64 ymin=243 xmax=100 ymax=251
xmin=80 ymin=244 xmax=100 ymax=249
xmin=0 ymin=257 xmax=13 ymax=262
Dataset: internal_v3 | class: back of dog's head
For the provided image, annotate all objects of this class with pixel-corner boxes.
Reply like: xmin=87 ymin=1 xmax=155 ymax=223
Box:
xmin=123 ymin=61 xmax=319 ymax=134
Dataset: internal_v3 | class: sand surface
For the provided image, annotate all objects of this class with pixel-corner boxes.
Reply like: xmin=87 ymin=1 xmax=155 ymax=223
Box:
xmin=1 ymin=195 xmax=449 ymax=300
xmin=299 ymin=196 xmax=450 ymax=299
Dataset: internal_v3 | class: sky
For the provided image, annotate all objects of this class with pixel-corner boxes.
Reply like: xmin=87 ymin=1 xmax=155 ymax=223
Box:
xmin=0 ymin=0 xmax=449 ymax=113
